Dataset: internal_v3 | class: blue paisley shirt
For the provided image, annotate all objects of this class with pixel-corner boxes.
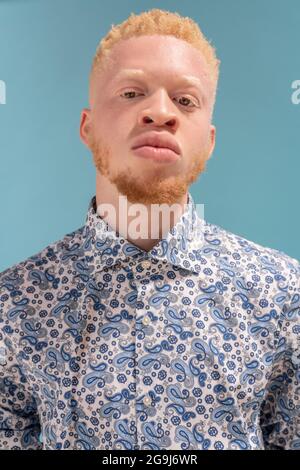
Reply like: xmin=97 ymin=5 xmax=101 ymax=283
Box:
xmin=0 ymin=192 xmax=299 ymax=451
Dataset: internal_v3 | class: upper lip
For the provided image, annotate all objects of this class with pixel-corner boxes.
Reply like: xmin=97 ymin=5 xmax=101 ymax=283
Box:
xmin=131 ymin=132 xmax=181 ymax=155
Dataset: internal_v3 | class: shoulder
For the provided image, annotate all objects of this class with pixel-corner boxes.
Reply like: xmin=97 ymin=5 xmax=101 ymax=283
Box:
xmin=202 ymin=219 xmax=299 ymax=282
xmin=199 ymin=220 xmax=299 ymax=323
xmin=0 ymin=225 xmax=85 ymax=319
xmin=198 ymin=221 xmax=300 ymax=348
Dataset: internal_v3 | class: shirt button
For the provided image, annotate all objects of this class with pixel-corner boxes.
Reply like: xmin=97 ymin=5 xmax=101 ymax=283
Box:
xmin=141 ymin=260 xmax=151 ymax=270
xmin=143 ymin=395 xmax=152 ymax=406
xmin=142 ymin=316 xmax=150 ymax=326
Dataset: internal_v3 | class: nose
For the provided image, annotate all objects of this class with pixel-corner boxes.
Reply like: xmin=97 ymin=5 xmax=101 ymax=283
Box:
xmin=137 ymin=89 xmax=179 ymax=130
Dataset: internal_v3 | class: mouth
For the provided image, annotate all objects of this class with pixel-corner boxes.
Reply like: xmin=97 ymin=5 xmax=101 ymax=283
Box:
xmin=131 ymin=145 xmax=180 ymax=163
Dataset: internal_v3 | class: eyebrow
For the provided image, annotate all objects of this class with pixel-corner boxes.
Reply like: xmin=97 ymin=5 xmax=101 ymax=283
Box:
xmin=112 ymin=68 xmax=206 ymax=97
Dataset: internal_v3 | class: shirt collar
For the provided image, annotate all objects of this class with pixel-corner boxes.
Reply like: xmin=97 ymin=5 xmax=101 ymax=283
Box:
xmin=82 ymin=191 xmax=206 ymax=274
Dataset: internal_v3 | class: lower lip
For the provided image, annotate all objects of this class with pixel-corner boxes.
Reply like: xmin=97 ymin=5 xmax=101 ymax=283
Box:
xmin=132 ymin=146 xmax=179 ymax=163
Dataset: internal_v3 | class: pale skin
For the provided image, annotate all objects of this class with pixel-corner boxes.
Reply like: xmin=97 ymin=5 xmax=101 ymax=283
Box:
xmin=79 ymin=34 xmax=216 ymax=251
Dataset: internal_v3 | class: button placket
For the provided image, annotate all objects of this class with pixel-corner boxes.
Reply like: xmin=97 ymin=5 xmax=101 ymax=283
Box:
xmin=142 ymin=315 xmax=151 ymax=326
xmin=142 ymin=394 xmax=152 ymax=406
xmin=140 ymin=260 xmax=151 ymax=270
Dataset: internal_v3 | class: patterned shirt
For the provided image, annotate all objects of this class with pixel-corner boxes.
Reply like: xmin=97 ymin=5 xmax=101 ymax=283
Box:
xmin=0 ymin=192 xmax=299 ymax=451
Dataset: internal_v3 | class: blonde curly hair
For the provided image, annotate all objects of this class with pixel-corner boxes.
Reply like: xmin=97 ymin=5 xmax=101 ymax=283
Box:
xmin=90 ymin=8 xmax=220 ymax=113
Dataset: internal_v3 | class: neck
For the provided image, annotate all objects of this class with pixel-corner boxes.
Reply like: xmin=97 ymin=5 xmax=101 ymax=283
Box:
xmin=95 ymin=172 xmax=189 ymax=252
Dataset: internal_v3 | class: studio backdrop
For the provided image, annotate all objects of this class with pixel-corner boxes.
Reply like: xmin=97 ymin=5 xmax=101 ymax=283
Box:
xmin=0 ymin=0 xmax=299 ymax=271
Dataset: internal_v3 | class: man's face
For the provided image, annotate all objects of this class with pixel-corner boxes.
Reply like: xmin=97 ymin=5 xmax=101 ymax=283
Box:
xmin=80 ymin=34 xmax=216 ymax=204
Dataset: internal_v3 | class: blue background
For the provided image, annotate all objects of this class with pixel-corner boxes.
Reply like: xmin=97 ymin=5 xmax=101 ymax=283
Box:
xmin=0 ymin=0 xmax=299 ymax=272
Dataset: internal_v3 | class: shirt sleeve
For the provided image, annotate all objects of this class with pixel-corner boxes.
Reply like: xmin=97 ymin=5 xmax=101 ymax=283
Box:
xmin=0 ymin=333 xmax=42 ymax=450
xmin=0 ymin=326 xmax=42 ymax=450
xmin=260 ymin=263 xmax=300 ymax=450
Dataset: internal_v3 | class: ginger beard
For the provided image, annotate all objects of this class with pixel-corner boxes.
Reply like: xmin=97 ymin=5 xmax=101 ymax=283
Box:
xmin=88 ymin=131 xmax=211 ymax=205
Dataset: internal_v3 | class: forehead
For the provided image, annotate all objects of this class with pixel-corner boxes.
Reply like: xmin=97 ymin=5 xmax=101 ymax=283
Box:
xmin=103 ymin=34 xmax=210 ymax=83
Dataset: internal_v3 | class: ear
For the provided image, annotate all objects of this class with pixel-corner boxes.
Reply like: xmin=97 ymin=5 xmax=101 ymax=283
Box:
xmin=207 ymin=124 xmax=216 ymax=159
xmin=79 ymin=108 xmax=92 ymax=147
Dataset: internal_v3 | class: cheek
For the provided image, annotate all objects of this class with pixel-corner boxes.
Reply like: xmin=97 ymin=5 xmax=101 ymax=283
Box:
xmin=199 ymin=120 xmax=213 ymax=146
xmin=186 ymin=130 xmax=209 ymax=155
xmin=94 ymin=111 xmax=127 ymax=146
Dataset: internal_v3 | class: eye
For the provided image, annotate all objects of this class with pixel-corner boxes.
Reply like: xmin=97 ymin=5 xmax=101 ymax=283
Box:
xmin=120 ymin=90 xmax=199 ymax=108
xmin=120 ymin=90 xmax=143 ymax=99
xmin=175 ymin=96 xmax=198 ymax=108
